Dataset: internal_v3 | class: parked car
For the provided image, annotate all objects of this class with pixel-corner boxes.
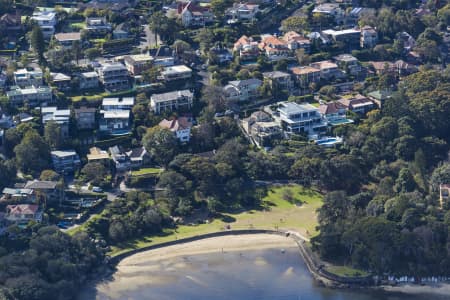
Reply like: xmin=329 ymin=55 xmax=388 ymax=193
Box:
xmin=92 ymin=186 xmax=103 ymax=193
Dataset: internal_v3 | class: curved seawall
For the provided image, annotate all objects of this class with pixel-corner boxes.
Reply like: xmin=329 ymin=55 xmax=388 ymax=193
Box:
xmin=108 ymin=229 xmax=373 ymax=286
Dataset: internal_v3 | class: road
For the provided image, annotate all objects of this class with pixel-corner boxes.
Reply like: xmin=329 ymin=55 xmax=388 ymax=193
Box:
xmin=139 ymin=25 xmax=160 ymax=51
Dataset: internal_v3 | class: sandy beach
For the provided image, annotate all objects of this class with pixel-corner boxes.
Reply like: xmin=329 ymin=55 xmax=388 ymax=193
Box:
xmin=80 ymin=234 xmax=450 ymax=300
xmin=119 ymin=234 xmax=297 ymax=266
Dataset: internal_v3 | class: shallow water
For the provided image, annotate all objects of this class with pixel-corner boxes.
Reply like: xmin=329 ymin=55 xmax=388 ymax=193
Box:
xmin=80 ymin=247 xmax=447 ymax=300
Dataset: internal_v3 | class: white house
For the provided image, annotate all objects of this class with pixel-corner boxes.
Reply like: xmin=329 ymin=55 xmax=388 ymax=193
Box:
xmin=102 ymin=97 xmax=134 ymax=111
xmin=41 ymin=107 xmax=71 ymax=139
xmin=277 ymin=102 xmax=327 ymax=135
xmin=226 ymin=3 xmax=259 ymax=21
xmin=99 ymin=110 xmax=130 ymax=135
xmin=14 ymin=68 xmax=43 ymax=87
xmin=223 ymin=79 xmax=262 ymax=102
xmin=31 ymin=11 xmax=57 ymax=38
xmin=150 ymin=90 xmax=194 ymax=114
xmin=159 ymin=117 xmax=192 ymax=143
xmin=5 ymin=204 xmax=42 ymax=223
xmin=161 ymin=65 xmax=192 ymax=82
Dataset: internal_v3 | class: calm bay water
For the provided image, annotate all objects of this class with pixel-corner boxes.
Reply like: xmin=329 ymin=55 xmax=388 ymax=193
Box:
xmin=80 ymin=247 xmax=447 ymax=300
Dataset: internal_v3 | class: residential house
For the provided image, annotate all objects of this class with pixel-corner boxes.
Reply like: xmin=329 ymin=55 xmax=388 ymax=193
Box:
xmin=178 ymin=1 xmax=214 ymax=27
xmin=14 ymin=68 xmax=43 ymax=87
xmin=367 ymin=90 xmax=392 ymax=108
xmin=109 ymin=145 xmax=130 ymax=171
xmin=312 ymin=3 xmax=344 ymax=25
xmin=150 ymin=90 xmax=194 ymax=114
xmin=0 ymin=13 xmax=22 ymax=37
xmin=263 ymin=71 xmax=294 ymax=93
xmin=282 ymin=31 xmax=311 ymax=53
xmin=51 ymin=73 xmax=71 ymax=91
xmin=102 ymin=97 xmax=134 ymax=111
xmin=79 ymin=72 xmax=99 ymax=90
xmin=277 ymin=102 xmax=327 ymax=135
xmin=159 ymin=117 xmax=192 ymax=143
xmin=149 ymin=45 xmax=175 ymax=66
xmin=318 ymin=101 xmax=352 ymax=126
xmin=233 ymin=35 xmax=260 ymax=61
xmin=41 ymin=107 xmax=70 ymax=139
xmin=99 ymin=110 xmax=130 ymax=135
xmin=210 ymin=46 xmax=233 ymax=64
xmin=161 ymin=65 xmax=192 ymax=82
xmin=368 ymin=61 xmax=396 ymax=75
xmin=394 ymin=60 xmax=418 ymax=77
xmin=31 ymin=11 xmax=57 ymax=38
xmin=6 ymin=86 xmax=53 ymax=107
xmin=96 ymin=62 xmax=130 ymax=92
xmin=259 ymin=34 xmax=292 ymax=61
xmin=126 ymin=147 xmax=150 ymax=169
xmin=338 ymin=94 xmax=375 ymax=114
xmin=85 ymin=17 xmax=112 ymax=36
xmin=87 ymin=147 xmax=110 ymax=164
xmin=74 ymin=107 xmax=96 ymax=130
xmin=51 ymin=150 xmax=81 ymax=174
xmin=5 ymin=204 xmax=42 ymax=224
xmin=440 ymin=184 xmax=450 ymax=209
xmin=290 ymin=66 xmax=321 ymax=89
xmin=124 ymin=54 xmax=153 ymax=75
xmin=223 ymin=79 xmax=262 ymax=102
xmin=242 ymin=111 xmax=282 ymax=148
xmin=334 ymin=54 xmax=362 ymax=76
xmin=24 ymin=180 xmax=62 ymax=204
xmin=360 ymin=26 xmax=378 ymax=48
xmin=1 ymin=188 xmax=35 ymax=204
xmin=226 ymin=3 xmax=259 ymax=21
xmin=54 ymin=32 xmax=81 ymax=48
xmin=113 ymin=29 xmax=128 ymax=39
xmin=310 ymin=60 xmax=341 ymax=80
xmin=322 ymin=29 xmax=361 ymax=48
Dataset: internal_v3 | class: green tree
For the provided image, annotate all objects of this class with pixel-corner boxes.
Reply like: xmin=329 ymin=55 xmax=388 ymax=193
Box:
xmin=44 ymin=120 xmax=62 ymax=150
xmin=14 ymin=130 xmax=50 ymax=175
xmin=82 ymin=162 xmax=108 ymax=185
xmin=143 ymin=126 xmax=179 ymax=166
xmin=30 ymin=25 xmax=45 ymax=61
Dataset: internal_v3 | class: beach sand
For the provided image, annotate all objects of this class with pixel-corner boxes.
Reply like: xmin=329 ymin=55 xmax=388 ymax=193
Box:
xmin=119 ymin=234 xmax=297 ymax=266
xmin=92 ymin=234 xmax=297 ymax=299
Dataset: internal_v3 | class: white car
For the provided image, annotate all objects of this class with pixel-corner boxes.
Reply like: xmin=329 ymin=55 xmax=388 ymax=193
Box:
xmin=92 ymin=187 xmax=103 ymax=193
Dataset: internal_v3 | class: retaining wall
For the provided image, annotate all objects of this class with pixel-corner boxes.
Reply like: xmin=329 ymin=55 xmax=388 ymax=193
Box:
xmin=108 ymin=229 xmax=373 ymax=286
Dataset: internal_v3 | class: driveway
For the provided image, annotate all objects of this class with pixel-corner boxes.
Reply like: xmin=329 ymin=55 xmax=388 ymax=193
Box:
xmin=139 ymin=24 xmax=160 ymax=50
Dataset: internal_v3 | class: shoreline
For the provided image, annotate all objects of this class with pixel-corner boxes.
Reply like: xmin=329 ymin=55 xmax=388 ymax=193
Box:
xmin=95 ymin=231 xmax=450 ymax=297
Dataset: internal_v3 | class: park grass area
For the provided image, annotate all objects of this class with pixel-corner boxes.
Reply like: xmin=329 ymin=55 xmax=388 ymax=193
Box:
xmin=109 ymin=184 xmax=323 ymax=257
xmin=131 ymin=167 xmax=163 ymax=176
xmin=325 ymin=265 xmax=369 ymax=278
xmin=69 ymin=88 xmax=135 ymax=102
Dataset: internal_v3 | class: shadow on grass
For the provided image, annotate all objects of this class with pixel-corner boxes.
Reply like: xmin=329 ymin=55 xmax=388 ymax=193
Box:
xmin=218 ymin=214 xmax=236 ymax=223
xmin=115 ymin=230 xmax=173 ymax=250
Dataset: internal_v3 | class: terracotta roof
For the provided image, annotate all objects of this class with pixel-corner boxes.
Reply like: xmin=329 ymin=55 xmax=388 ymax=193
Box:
xmin=338 ymin=95 xmax=373 ymax=108
xmin=290 ymin=66 xmax=320 ymax=75
xmin=283 ymin=31 xmax=309 ymax=43
xmin=54 ymin=32 xmax=81 ymax=42
xmin=24 ymin=181 xmax=57 ymax=190
xmin=318 ymin=102 xmax=346 ymax=115
xmin=311 ymin=60 xmax=338 ymax=70
xmin=6 ymin=204 xmax=38 ymax=215
xmin=159 ymin=117 xmax=192 ymax=132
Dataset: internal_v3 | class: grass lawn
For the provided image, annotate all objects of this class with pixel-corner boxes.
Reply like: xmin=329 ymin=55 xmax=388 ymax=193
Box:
xmin=131 ymin=167 xmax=163 ymax=176
xmin=325 ymin=265 xmax=369 ymax=277
xmin=109 ymin=184 xmax=323 ymax=257
xmin=70 ymin=88 xmax=136 ymax=102
xmin=70 ymin=22 xmax=86 ymax=30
